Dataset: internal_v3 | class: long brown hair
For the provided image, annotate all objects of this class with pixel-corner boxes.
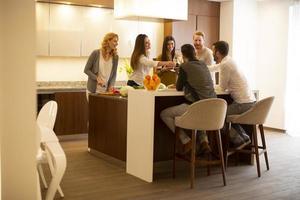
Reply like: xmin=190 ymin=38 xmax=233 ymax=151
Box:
xmin=130 ymin=34 xmax=148 ymax=70
xmin=161 ymin=36 xmax=175 ymax=61
xmin=101 ymin=32 xmax=118 ymax=57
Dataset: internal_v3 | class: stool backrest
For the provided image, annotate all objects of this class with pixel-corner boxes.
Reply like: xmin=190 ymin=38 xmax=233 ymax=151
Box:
xmin=175 ymin=98 xmax=227 ymax=131
xmin=232 ymin=96 xmax=274 ymax=125
xmin=37 ymin=100 xmax=58 ymax=130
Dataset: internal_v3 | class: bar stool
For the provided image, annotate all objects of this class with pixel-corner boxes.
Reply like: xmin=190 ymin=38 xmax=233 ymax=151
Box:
xmin=225 ymin=96 xmax=274 ymax=177
xmin=173 ymin=98 xmax=227 ymax=188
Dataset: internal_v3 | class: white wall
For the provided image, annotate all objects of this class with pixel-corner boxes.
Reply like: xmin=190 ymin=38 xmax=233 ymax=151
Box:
xmin=0 ymin=1 xmax=3 ymax=197
xmin=36 ymin=57 xmax=88 ymax=81
xmin=1 ymin=0 xmax=38 ymax=199
xmin=220 ymin=1 xmax=234 ymax=56
xmin=232 ymin=0 xmax=257 ymax=88
xmin=256 ymin=0 xmax=290 ymax=129
xmin=220 ymin=0 xmax=257 ymax=88
xmin=36 ymin=56 xmax=129 ymax=82
xmin=220 ymin=0 xmax=289 ymax=129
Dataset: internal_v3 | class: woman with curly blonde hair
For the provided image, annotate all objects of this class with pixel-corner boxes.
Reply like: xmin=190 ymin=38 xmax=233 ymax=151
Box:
xmin=84 ymin=32 xmax=119 ymax=95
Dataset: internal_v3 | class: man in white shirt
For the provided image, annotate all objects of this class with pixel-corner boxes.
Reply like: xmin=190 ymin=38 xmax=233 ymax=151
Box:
xmin=193 ymin=31 xmax=215 ymax=83
xmin=210 ymin=41 xmax=256 ymax=147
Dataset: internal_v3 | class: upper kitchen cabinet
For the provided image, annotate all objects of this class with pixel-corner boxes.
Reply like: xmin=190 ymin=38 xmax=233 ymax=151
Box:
xmin=35 ymin=2 xmax=164 ymax=58
xmin=188 ymin=0 xmax=220 ymax=17
xmin=49 ymin=4 xmax=83 ymax=56
xmin=112 ymin=19 xmax=138 ymax=58
xmin=81 ymin=7 xmax=113 ymax=56
xmin=137 ymin=20 xmax=164 ymax=58
xmin=36 ymin=3 xmax=49 ymax=56
xmin=38 ymin=0 xmax=114 ymax=8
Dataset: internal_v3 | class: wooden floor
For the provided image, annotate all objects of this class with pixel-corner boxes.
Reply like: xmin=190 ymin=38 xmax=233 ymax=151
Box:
xmin=42 ymin=131 xmax=300 ymax=200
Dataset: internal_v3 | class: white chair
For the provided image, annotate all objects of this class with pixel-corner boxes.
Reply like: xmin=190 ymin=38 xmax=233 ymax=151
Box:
xmin=36 ymin=100 xmax=65 ymax=198
xmin=44 ymin=141 xmax=67 ymax=200
xmin=37 ymin=100 xmax=57 ymax=130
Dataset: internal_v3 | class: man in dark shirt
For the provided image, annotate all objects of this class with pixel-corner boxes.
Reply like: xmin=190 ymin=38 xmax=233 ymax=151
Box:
xmin=160 ymin=44 xmax=216 ymax=154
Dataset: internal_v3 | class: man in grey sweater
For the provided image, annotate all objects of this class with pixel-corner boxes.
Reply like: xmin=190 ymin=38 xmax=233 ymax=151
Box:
xmin=160 ymin=44 xmax=216 ymax=154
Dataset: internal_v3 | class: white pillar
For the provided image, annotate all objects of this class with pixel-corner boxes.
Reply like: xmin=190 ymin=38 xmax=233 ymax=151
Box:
xmin=0 ymin=0 xmax=38 ymax=199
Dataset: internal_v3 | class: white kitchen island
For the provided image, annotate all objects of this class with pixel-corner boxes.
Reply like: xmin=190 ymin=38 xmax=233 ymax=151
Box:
xmin=126 ymin=88 xmax=255 ymax=183
xmin=126 ymin=89 xmax=185 ymax=182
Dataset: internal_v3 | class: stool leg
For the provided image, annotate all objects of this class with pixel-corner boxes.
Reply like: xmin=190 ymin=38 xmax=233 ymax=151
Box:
xmin=216 ymin=130 xmax=226 ymax=186
xmin=253 ymin=125 xmax=261 ymax=177
xmin=259 ymin=124 xmax=269 ymax=170
xmin=173 ymin=127 xmax=179 ymax=179
xmin=225 ymin=122 xmax=231 ymax=170
xmin=190 ymin=130 xmax=197 ymax=189
xmin=207 ymin=153 xmax=211 ymax=176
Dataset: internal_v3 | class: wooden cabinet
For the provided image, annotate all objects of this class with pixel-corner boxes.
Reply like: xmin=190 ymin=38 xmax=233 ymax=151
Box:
xmin=89 ymin=94 xmax=128 ymax=161
xmin=197 ymin=15 xmax=219 ymax=49
xmin=54 ymin=92 xmax=88 ymax=135
xmin=165 ymin=0 xmax=220 ymax=50
xmin=171 ymin=14 xmax=197 ymax=50
xmin=188 ymin=0 xmax=220 ymax=17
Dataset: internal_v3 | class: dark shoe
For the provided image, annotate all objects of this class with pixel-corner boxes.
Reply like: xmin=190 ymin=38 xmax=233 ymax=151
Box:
xmin=198 ymin=141 xmax=212 ymax=155
xmin=232 ymin=124 xmax=251 ymax=143
xmin=234 ymin=138 xmax=251 ymax=149
xmin=230 ymin=132 xmax=251 ymax=149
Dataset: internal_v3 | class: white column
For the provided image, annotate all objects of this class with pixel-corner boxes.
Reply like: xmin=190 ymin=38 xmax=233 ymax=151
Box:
xmin=0 ymin=0 xmax=38 ymax=199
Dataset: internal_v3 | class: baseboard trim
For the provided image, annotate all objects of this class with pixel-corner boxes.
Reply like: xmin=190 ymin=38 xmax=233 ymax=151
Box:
xmin=264 ymin=126 xmax=286 ymax=133
xmin=57 ymin=133 xmax=88 ymax=141
xmin=89 ymin=148 xmax=126 ymax=168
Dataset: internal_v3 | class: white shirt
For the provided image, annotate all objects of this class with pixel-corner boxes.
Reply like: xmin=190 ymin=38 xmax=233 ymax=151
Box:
xmin=97 ymin=51 xmax=112 ymax=92
xmin=208 ymin=56 xmax=255 ymax=104
xmin=129 ymin=54 xmax=158 ymax=85
xmin=196 ymin=47 xmax=214 ymax=66
xmin=196 ymin=47 xmax=216 ymax=84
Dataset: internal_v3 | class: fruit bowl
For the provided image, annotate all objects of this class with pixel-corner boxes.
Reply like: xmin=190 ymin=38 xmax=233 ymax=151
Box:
xmin=143 ymin=74 xmax=161 ymax=91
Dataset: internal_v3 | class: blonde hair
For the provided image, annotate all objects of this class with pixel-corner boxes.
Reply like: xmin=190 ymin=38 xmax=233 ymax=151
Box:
xmin=101 ymin=32 xmax=118 ymax=57
xmin=193 ymin=31 xmax=205 ymax=39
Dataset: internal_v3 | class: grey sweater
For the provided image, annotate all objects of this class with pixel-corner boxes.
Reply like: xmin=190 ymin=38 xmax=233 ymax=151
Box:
xmin=176 ymin=60 xmax=216 ymax=102
xmin=84 ymin=49 xmax=119 ymax=93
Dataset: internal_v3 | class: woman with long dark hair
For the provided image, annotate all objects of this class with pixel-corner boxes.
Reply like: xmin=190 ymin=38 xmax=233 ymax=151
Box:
xmin=127 ymin=34 xmax=175 ymax=87
xmin=157 ymin=36 xmax=182 ymax=85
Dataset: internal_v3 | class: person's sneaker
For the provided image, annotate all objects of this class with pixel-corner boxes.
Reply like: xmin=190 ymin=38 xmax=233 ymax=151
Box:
xmin=198 ymin=141 xmax=212 ymax=155
xmin=235 ymin=138 xmax=251 ymax=149
xmin=230 ymin=132 xmax=251 ymax=149
xmin=232 ymin=124 xmax=251 ymax=143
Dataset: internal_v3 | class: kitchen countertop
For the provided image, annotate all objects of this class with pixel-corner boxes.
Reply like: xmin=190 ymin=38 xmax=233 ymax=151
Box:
xmin=37 ymin=81 xmax=86 ymax=94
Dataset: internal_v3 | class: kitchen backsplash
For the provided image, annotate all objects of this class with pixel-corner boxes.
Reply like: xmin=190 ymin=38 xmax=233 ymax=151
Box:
xmin=36 ymin=56 xmax=129 ymax=82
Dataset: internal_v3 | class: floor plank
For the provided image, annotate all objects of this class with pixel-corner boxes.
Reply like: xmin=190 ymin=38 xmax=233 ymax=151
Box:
xmin=41 ymin=131 xmax=300 ymax=200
